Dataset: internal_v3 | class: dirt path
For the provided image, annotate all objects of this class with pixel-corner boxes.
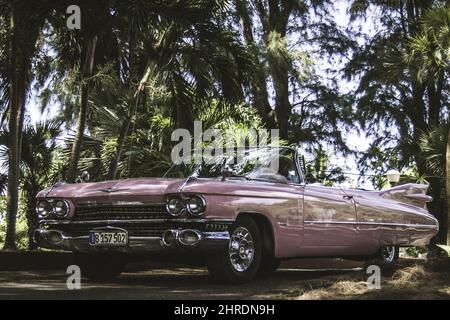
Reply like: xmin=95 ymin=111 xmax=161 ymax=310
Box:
xmin=0 ymin=258 xmax=449 ymax=300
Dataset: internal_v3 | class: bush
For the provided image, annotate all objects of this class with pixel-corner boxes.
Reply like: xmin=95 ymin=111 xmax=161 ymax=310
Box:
xmin=0 ymin=197 xmax=29 ymax=250
xmin=405 ymin=246 xmax=428 ymax=258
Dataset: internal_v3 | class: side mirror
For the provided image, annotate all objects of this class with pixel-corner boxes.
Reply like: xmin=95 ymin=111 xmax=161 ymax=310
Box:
xmin=79 ymin=171 xmax=90 ymax=183
xmin=221 ymin=165 xmax=233 ymax=181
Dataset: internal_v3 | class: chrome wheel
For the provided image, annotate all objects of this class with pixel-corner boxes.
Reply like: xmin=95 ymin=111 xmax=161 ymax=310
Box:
xmin=381 ymin=245 xmax=396 ymax=263
xmin=229 ymin=227 xmax=254 ymax=272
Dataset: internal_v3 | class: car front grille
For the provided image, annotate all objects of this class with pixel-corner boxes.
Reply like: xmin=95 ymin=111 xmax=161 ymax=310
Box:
xmin=54 ymin=203 xmax=232 ymax=238
xmin=55 ymin=221 xmax=210 ymax=238
xmin=73 ymin=204 xmax=168 ymax=221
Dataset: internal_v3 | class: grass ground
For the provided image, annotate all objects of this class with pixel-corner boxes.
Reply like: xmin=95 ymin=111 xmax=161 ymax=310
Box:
xmin=284 ymin=258 xmax=450 ymax=300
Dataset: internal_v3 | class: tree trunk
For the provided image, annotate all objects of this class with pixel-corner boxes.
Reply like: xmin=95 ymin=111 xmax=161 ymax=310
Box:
xmin=66 ymin=83 xmax=90 ymax=182
xmin=254 ymin=1 xmax=293 ymax=141
xmin=106 ymin=97 xmax=138 ymax=180
xmin=3 ymin=4 xmax=42 ymax=250
xmin=67 ymin=35 xmax=97 ymax=182
xmin=271 ymin=66 xmax=291 ymax=141
xmin=4 ymin=40 xmax=19 ymax=250
xmin=25 ymin=191 xmax=38 ymax=250
xmin=3 ymin=10 xmax=24 ymax=251
xmin=235 ymin=0 xmax=276 ymax=129
xmin=446 ymin=126 xmax=450 ymax=245
xmin=106 ymin=64 xmax=152 ymax=180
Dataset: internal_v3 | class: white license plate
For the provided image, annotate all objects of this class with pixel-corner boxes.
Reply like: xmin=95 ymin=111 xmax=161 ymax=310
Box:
xmin=89 ymin=230 xmax=128 ymax=246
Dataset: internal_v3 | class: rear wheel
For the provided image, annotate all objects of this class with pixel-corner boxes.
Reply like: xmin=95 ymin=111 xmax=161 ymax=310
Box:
xmin=379 ymin=245 xmax=399 ymax=264
xmin=365 ymin=245 xmax=399 ymax=276
xmin=74 ymin=252 xmax=125 ymax=281
xmin=208 ymin=216 xmax=262 ymax=284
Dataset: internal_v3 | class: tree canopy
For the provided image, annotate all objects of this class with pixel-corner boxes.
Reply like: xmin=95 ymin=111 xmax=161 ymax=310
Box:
xmin=0 ymin=0 xmax=449 ymax=249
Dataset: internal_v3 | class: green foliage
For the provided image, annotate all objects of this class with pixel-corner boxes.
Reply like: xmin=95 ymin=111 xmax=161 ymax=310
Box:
xmin=0 ymin=196 xmax=28 ymax=250
xmin=405 ymin=246 xmax=428 ymax=258
xmin=417 ymin=125 xmax=448 ymax=179
xmin=405 ymin=4 xmax=450 ymax=82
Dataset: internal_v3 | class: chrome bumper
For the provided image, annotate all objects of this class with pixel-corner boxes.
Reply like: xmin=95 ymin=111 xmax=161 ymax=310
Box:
xmin=33 ymin=228 xmax=230 ymax=253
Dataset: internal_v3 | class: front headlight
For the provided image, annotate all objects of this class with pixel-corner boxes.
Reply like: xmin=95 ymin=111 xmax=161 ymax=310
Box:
xmin=54 ymin=200 xmax=69 ymax=218
xmin=167 ymin=197 xmax=185 ymax=216
xmin=36 ymin=200 xmax=52 ymax=218
xmin=186 ymin=196 xmax=206 ymax=215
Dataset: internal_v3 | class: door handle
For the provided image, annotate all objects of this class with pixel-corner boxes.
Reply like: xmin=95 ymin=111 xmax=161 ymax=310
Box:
xmin=343 ymin=195 xmax=354 ymax=200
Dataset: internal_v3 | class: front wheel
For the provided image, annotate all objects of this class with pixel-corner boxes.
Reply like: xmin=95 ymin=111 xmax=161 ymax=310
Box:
xmin=208 ymin=216 xmax=262 ymax=284
xmin=74 ymin=252 xmax=126 ymax=281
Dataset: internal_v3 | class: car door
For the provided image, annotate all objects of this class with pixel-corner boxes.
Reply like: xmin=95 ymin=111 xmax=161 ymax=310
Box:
xmin=300 ymin=184 xmax=358 ymax=255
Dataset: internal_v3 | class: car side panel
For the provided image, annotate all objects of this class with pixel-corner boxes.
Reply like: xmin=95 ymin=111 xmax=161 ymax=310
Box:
xmin=300 ymin=185 xmax=359 ymax=256
xmin=354 ymin=195 xmax=438 ymax=250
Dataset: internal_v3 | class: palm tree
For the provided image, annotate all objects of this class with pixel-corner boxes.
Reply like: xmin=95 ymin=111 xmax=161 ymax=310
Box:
xmin=65 ymin=34 xmax=98 ymax=183
xmin=0 ymin=121 xmax=62 ymax=249
xmin=105 ymin=0 xmax=254 ymax=179
xmin=406 ymin=4 xmax=450 ymax=244
xmin=56 ymin=1 xmax=112 ymax=183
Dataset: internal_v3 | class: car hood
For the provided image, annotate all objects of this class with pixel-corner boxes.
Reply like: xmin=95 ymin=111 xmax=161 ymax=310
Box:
xmin=37 ymin=178 xmax=185 ymax=203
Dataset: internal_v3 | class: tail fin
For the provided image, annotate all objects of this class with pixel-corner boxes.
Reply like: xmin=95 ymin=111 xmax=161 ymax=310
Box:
xmin=379 ymin=183 xmax=432 ymax=209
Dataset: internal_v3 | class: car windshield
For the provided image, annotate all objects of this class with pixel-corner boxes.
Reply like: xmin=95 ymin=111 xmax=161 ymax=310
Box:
xmin=164 ymin=147 xmax=301 ymax=184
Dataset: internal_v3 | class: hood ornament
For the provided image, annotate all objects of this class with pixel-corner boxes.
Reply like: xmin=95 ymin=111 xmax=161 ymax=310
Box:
xmin=99 ymin=187 xmax=129 ymax=193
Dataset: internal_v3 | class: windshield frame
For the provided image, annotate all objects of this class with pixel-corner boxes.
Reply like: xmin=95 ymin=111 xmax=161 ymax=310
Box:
xmin=164 ymin=147 xmax=305 ymax=186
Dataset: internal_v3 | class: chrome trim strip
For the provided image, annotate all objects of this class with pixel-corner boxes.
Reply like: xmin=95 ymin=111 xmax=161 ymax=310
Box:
xmin=304 ymin=220 xmax=437 ymax=229
xmin=72 ymin=236 xmax=89 ymax=240
xmin=129 ymin=236 xmax=161 ymax=241
xmin=203 ymin=231 xmax=230 ymax=241
xmin=45 ymin=235 xmax=163 ymax=241
xmin=76 ymin=202 xmax=166 ymax=207
xmin=40 ymin=218 xmax=235 ymax=225
xmin=304 ymin=220 xmax=356 ymax=225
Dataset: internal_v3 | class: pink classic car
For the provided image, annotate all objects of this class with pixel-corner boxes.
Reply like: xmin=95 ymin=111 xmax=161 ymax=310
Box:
xmin=33 ymin=147 xmax=438 ymax=283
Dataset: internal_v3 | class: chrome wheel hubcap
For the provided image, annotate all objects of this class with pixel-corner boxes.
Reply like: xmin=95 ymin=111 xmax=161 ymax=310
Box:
xmin=229 ymin=227 xmax=254 ymax=272
xmin=382 ymin=245 xmax=396 ymax=263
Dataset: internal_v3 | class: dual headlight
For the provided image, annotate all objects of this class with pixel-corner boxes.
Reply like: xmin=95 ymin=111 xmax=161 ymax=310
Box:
xmin=167 ymin=195 xmax=206 ymax=216
xmin=36 ymin=200 xmax=70 ymax=219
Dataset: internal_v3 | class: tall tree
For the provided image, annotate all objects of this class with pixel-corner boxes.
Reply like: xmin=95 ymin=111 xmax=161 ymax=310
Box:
xmin=232 ymin=0 xmax=353 ymax=145
xmin=0 ymin=0 xmax=51 ymax=250
xmin=346 ymin=0 xmax=449 ymax=242
xmin=64 ymin=1 xmax=112 ymax=182
xmin=66 ymin=34 xmax=98 ymax=182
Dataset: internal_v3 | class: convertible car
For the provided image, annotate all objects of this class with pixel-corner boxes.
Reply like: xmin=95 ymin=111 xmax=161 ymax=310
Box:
xmin=33 ymin=147 xmax=438 ymax=283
